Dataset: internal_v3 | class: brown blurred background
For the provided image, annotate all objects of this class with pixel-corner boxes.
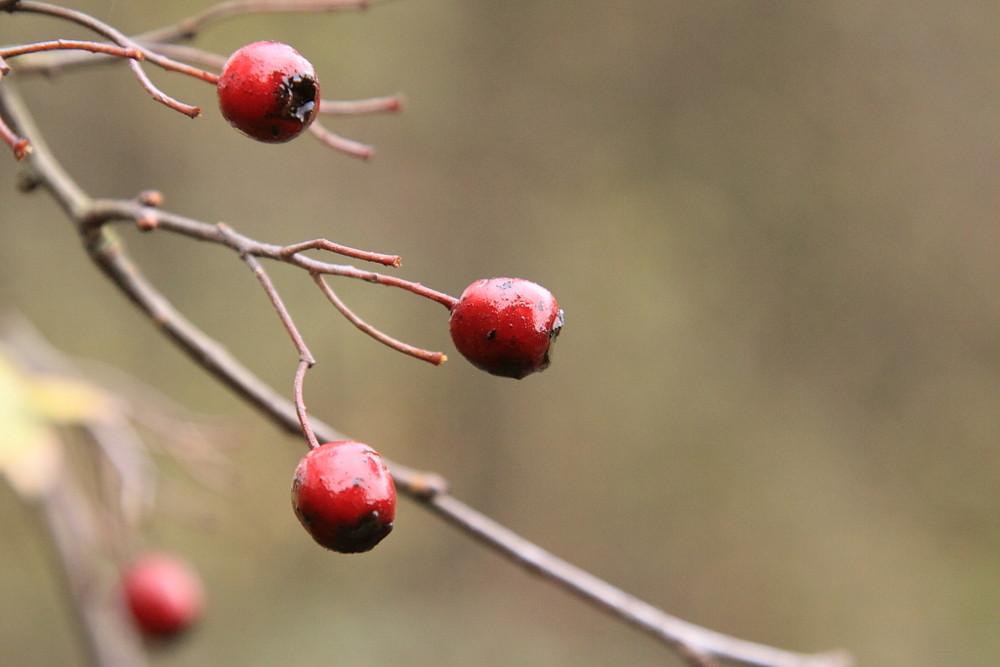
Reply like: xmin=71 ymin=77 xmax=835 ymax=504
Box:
xmin=3 ymin=1 xmax=1000 ymax=665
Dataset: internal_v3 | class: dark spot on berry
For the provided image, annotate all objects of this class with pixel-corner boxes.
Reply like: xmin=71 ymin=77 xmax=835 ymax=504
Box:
xmin=486 ymin=329 xmax=496 ymax=340
xmin=276 ymin=74 xmax=318 ymax=123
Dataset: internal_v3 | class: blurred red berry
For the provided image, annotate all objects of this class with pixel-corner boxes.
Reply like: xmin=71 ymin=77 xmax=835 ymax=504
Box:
xmin=449 ymin=277 xmax=563 ymax=379
xmin=217 ymin=41 xmax=319 ymax=143
xmin=292 ymin=441 xmax=396 ymax=554
xmin=122 ymin=553 xmax=204 ymax=639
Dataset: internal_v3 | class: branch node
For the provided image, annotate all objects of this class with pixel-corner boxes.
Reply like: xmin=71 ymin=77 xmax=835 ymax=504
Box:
xmin=403 ymin=471 xmax=449 ymax=499
xmin=135 ymin=189 xmax=164 ymax=207
xmin=136 ymin=211 xmax=159 ymax=231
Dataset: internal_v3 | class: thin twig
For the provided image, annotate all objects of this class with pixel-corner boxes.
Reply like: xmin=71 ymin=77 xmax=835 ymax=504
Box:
xmin=308 ymin=120 xmax=375 ymax=160
xmin=222 ymin=226 xmax=322 ymax=449
xmin=313 ymin=273 xmax=447 ymax=364
xmin=320 ymin=94 xmax=404 ymax=115
xmin=0 ymin=113 xmax=31 ymax=158
xmin=279 ymin=238 xmax=401 ymax=267
xmin=135 ymin=0 xmax=373 ymax=44
xmin=0 ymin=39 xmax=143 ymax=61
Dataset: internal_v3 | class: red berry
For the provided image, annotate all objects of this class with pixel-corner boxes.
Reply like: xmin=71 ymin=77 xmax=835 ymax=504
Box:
xmin=217 ymin=41 xmax=320 ymax=143
xmin=122 ymin=553 xmax=204 ymax=639
xmin=449 ymin=277 xmax=563 ymax=379
xmin=292 ymin=441 xmax=396 ymax=554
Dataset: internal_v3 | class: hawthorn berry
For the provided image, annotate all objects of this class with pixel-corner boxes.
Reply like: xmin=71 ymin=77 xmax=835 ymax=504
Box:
xmin=292 ymin=441 xmax=396 ymax=554
xmin=122 ymin=553 xmax=205 ymax=639
xmin=449 ymin=277 xmax=563 ymax=379
xmin=217 ymin=41 xmax=320 ymax=143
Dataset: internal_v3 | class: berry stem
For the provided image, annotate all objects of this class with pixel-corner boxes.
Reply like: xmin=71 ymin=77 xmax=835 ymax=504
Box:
xmin=138 ymin=42 xmax=227 ymax=73
xmin=221 ymin=223 xmax=320 ymax=448
xmin=294 ymin=358 xmax=320 ymax=449
xmin=313 ymin=273 xmax=447 ymax=365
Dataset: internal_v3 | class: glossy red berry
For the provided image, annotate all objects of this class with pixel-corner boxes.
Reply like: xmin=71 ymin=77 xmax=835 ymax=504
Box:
xmin=122 ymin=553 xmax=204 ymax=639
xmin=449 ymin=277 xmax=563 ymax=379
xmin=292 ymin=441 xmax=396 ymax=554
xmin=217 ymin=41 xmax=320 ymax=143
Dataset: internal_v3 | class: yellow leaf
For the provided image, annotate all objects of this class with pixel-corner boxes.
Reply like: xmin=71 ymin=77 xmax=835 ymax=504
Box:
xmin=0 ymin=353 xmax=69 ymax=498
xmin=25 ymin=375 xmax=111 ymax=424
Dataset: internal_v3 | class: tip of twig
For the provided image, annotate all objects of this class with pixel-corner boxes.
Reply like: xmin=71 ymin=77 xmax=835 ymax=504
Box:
xmin=308 ymin=122 xmax=375 ymax=160
xmin=423 ymin=351 xmax=447 ymax=365
xmin=386 ymin=94 xmax=405 ymax=113
xmin=13 ymin=139 xmax=32 ymax=160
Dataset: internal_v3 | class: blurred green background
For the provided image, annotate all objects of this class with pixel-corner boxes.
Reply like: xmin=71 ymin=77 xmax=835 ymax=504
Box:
xmin=3 ymin=1 xmax=1000 ymax=665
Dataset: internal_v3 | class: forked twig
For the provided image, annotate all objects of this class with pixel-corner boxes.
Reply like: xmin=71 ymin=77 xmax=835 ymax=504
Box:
xmin=9 ymin=1 xmax=207 ymax=115
xmin=79 ymin=197 xmax=454 ymax=359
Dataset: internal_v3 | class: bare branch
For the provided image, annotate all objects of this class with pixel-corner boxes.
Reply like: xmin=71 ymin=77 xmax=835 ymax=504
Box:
xmin=1 ymin=69 xmax=851 ymax=667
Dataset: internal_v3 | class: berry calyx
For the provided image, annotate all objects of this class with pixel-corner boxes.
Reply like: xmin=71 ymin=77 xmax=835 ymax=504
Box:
xmin=122 ymin=553 xmax=205 ymax=639
xmin=217 ymin=41 xmax=320 ymax=143
xmin=449 ymin=277 xmax=563 ymax=379
xmin=292 ymin=441 xmax=396 ymax=554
